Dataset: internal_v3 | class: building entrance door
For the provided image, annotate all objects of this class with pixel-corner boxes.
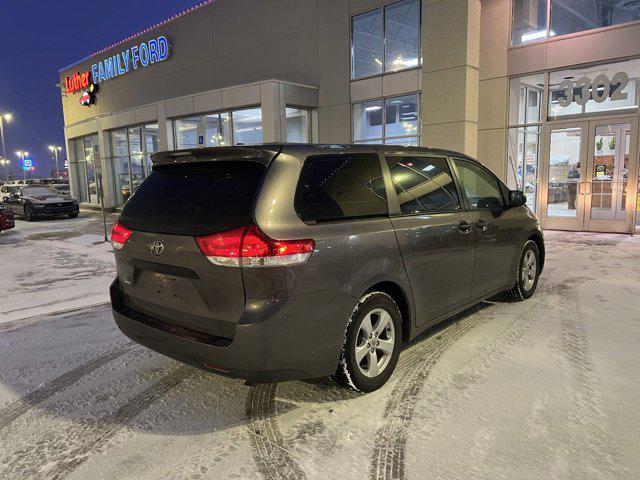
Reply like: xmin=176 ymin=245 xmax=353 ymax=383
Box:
xmin=539 ymin=118 xmax=639 ymax=233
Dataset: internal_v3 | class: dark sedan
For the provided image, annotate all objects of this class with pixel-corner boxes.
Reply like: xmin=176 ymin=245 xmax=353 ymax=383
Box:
xmin=3 ymin=185 xmax=79 ymax=221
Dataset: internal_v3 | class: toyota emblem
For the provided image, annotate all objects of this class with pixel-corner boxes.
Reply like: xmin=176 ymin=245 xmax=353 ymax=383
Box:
xmin=151 ymin=240 xmax=164 ymax=256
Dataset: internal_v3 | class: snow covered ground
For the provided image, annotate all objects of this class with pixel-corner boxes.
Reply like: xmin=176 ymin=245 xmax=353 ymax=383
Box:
xmin=0 ymin=213 xmax=117 ymax=324
xmin=0 ymin=228 xmax=639 ymax=479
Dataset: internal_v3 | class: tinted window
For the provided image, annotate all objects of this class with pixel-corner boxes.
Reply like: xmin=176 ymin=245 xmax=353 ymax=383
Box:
xmin=452 ymin=159 xmax=504 ymax=211
xmin=386 ymin=156 xmax=460 ymax=214
xmin=119 ymin=161 xmax=265 ymax=236
xmin=295 ymin=154 xmax=388 ymax=222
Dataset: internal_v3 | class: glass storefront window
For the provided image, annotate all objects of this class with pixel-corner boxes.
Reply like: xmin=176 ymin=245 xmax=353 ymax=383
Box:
xmin=385 ymin=94 xmax=419 ymax=138
xmin=384 ymin=0 xmax=420 ymax=72
xmin=548 ymin=60 xmax=640 ymax=119
xmin=512 ymin=0 xmax=640 ymax=45
xmin=173 ymin=108 xmax=265 ymax=149
xmin=232 ymin=108 xmax=263 ymax=145
xmin=353 ymin=93 xmax=419 ymax=145
xmin=74 ymin=162 xmax=88 ymax=203
xmin=113 ymin=156 xmax=130 ymax=205
xmin=352 ymin=8 xmax=384 ymax=79
xmin=72 ymin=134 xmax=99 ymax=204
xmin=353 ymin=99 xmax=384 ymax=141
xmin=351 ymin=0 xmax=420 ymax=79
xmin=511 ymin=0 xmax=548 ymax=45
xmin=507 ymin=126 xmax=540 ymax=211
xmin=204 ymin=113 xmax=231 ymax=147
xmin=108 ymin=123 xmax=158 ymax=206
xmin=145 ymin=124 xmax=159 ymax=174
xmin=128 ymin=127 xmax=142 ymax=154
xmin=110 ymin=130 xmax=128 ymax=157
xmin=550 ymin=0 xmax=640 ymax=37
xmin=174 ymin=116 xmax=200 ymax=149
xmin=508 ymin=74 xmax=545 ymax=126
xmin=507 ymin=74 xmax=544 ymax=211
xmin=286 ymin=107 xmax=310 ymax=143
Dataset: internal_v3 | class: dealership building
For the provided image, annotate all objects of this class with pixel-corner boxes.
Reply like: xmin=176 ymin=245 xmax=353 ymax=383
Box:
xmin=59 ymin=0 xmax=640 ymax=233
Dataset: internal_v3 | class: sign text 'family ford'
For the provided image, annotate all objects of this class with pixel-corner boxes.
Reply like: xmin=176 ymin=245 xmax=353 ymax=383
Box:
xmin=91 ymin=35 xmax=171 ymax=84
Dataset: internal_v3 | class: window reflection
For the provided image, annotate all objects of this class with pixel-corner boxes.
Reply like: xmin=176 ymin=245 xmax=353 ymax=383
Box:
xmin=353 ymin=94 xmax=419 ymax=145
xmin=551 ymin=0 xmax=640 ymax=36
xmin=232 ymin=108 xmax=262 ymax=145
xmin=286 ymin=107 xmax=311 ymax=143
xmin=384 ymin=0 xmax=420 ymax=72
xmin=386 ymin=156 xmax=460 ymax=214
xmin=108 ymin=124 xmax=159 ymax=205
xmin=511 ymin=0 xmax=548 ymax=45
xmin=351 ymin=0 xmax=420 ymax=79
xmin=352 ymin=8 xmax=384 ymax=79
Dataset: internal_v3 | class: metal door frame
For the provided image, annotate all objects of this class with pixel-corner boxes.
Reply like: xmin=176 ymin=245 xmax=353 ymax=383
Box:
xmin=539 ymin=121 xmax=589 ymax=231
xmin=584 ymin=117 xmax=638 ymax=233
xmin=538 ymin=115 xmax=639 ymax=233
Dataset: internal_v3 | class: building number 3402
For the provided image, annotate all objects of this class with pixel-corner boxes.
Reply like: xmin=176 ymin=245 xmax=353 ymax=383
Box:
xmin=556 ymin=72 xmax=629 ymax=107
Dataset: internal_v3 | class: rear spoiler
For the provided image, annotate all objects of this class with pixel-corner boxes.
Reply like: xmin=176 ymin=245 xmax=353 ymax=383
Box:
xmin=151 ymin=146 xmax=282 ymax=166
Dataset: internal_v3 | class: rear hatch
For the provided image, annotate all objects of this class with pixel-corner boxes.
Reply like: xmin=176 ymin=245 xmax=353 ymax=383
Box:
xmin=113 ymin=147 xmax=279 ymax=339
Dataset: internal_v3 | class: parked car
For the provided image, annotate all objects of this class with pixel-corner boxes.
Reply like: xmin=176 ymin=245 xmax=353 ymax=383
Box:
xmin=0 ymin=203 xmax=15 ymax=233
xmin=110 ymin=145 xmax=544 ymax=392
xmin=3 ymin=185 xmax=79 ymax=221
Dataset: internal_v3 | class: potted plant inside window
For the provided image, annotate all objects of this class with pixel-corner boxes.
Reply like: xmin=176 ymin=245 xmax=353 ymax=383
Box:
xmin=596 ymin=137 xmax=604 ymax=155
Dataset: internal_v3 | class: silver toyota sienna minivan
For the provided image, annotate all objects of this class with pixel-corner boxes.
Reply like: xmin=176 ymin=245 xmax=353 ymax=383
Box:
xmin=110 ymin=144 xmax=544 ymax=392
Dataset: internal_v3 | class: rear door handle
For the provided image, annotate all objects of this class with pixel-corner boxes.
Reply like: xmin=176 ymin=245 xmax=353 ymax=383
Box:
xmin=476 ymin=218 xmax=487 ymax=231
xmin=458 ymin=220 xmax=472 ymax=234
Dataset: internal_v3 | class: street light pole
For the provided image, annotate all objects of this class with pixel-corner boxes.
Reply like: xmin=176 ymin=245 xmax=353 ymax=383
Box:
xmin=0 ymin=159 xmax=8 ymax=181
xmin=16 ymin=151 xmax=28 ymax=180
xmin=0 ymin=113 xmax=12 ymax=181
xmin=48 ymin=145 xmax=61 ymax=178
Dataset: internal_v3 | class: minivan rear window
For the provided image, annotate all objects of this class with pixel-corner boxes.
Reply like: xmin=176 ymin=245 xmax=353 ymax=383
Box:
xmin=119 ymin=161 xmax=265 ymax=236
xmin=295 ymin=153 xmax=388 ymax=223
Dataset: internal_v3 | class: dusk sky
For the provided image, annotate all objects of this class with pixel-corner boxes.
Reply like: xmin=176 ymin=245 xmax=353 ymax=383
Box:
xmin=0 ymin=0 xmax=199 ymax=177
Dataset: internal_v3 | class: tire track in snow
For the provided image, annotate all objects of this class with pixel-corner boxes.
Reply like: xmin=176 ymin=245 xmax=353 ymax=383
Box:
xmin=0 ymin=365 xmax=192 ymax=480
xmin=369 ymin=290 xmax=551 ymax=480
xmin=369 ymin=303 xmax=495 ymax=480
xmin=554 ymin=277 xmax=622 ymax=479
xmin=247 ymin=383 xmax=307 ymax=480
xmin=0 ymin=342 xmax=135 ymax=431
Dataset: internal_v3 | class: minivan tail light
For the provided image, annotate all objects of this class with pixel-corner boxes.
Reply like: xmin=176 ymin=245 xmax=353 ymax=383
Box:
xmin=111 ymin=220 xmax=133 ymax=250
xmin=195 ymin=225 xmax=315 ymax=268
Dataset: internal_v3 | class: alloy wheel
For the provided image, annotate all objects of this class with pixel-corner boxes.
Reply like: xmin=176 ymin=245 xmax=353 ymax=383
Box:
xmin=522 ymin=250 xmax=537 ymax=292
xmin=355 ymin=308 xmax=396 ymax=378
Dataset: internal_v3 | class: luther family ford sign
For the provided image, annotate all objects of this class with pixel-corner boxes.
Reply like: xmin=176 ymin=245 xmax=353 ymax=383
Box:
xmin=64 ymin=35 xmax=171 ymax=107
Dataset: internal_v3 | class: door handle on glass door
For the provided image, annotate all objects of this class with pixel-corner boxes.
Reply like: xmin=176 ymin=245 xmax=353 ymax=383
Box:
xmin=476 ymin=218 xmax=487 ymax=231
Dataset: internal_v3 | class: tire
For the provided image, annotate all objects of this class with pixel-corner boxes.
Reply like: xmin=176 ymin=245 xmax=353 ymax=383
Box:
xmin=335 ymin=292 xmax=403 ymax=392
xmin=24 ymin=205 xmax=34 ymax=222
xmin=505 ymin=240 xmax=540 ymax=302
xmin=68 ymin=213 xmax=79 ymax=218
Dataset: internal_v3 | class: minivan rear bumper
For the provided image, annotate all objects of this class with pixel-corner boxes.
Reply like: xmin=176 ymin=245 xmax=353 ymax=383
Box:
xmin=110 ymin=278 xmax=356 ymax=383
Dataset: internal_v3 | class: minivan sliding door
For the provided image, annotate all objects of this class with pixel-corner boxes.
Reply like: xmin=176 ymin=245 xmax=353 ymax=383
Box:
xmin=382 ymin=153 xmax=475 ymax=326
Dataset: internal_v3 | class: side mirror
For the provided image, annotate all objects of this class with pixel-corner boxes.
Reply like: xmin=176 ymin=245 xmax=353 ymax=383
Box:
xmin=509 ymin=190 xmax=527 ymax=208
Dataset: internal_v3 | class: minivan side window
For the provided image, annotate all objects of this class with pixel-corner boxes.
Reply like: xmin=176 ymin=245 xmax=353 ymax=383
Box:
xmin=295 ymin=153 xmax=388 ymax=222
xmin=451 ymin=158 xmax=504 ymax=211
xmin=385 ymin=156 xmax=461 ymax=214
